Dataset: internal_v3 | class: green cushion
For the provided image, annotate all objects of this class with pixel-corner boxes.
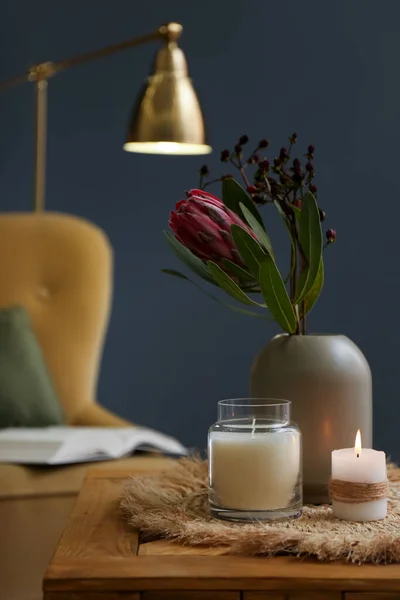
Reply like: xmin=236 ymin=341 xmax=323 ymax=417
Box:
xmin=0 ymin=306 xmax=64 ymax=428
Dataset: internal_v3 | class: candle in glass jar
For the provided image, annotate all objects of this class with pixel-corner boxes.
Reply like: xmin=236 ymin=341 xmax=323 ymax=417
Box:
xmin=209 ymin=426 xmax=301 ymax=510
xmin=331 ymin=430 xmax=387 ymax=522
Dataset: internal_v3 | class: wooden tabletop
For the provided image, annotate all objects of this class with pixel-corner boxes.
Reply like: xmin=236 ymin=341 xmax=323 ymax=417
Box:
xmin=44 ymin=457 xmax=400 ymax=600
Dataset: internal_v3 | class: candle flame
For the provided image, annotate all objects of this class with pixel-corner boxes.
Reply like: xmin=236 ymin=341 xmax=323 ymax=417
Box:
xmin=355 ymin=429 xmax=362 ymax=458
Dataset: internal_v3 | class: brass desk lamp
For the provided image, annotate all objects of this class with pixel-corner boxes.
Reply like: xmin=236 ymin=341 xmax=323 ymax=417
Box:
xmin=0 ymin=22 xmax=211 ymax=212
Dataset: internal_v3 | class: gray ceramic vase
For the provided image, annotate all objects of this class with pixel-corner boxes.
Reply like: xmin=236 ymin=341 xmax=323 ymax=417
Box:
xmin=250 ymin=334 xmax=372 ymax=504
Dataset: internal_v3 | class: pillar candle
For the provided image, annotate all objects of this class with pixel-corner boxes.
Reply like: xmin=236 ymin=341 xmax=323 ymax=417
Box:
xmin=331 ymin=431 xmax=387 ymax=521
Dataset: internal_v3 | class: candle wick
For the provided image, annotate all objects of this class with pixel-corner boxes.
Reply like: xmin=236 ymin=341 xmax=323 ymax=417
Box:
xmin=251 ymin=418 xmax=256 ymax=438
xmin=357 ymin=453 xmax=360 ymax=458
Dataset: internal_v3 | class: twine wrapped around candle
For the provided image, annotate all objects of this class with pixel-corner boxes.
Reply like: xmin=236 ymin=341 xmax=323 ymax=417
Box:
xmin=329 ymin=479 xmax=389 ymax=504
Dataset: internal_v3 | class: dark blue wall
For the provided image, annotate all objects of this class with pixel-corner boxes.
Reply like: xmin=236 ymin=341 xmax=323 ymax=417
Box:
xmin=1 ymin=0 xmax=399 ymax=458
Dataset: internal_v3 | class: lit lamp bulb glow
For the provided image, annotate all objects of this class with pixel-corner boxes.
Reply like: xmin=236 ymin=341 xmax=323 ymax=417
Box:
xmin=123 ymin=141 xmax=211 ymax=155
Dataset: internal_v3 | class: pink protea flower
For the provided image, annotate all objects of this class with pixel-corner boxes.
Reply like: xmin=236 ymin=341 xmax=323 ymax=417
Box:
xmin=169 ymin=189 xmax=254 ymax=268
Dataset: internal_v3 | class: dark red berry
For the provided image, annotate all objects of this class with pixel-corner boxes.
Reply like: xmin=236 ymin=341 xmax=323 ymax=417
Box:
xmin=308 ymin=144 xmax=315 ymax=154
xmin=309 ymin=184 xmax=317 ymax=194
xmin=291 ymin=169 xmax=304 ymax=184
xmin=290 ymin=132 xmax=298 ymax=143
xmin=247 ymin=185 xmax=258 ymax=194
xmin=319 ymin=208 xmax=326 ymax=222
xmin=246 ymin=153 xmax=260 ymax=165
xmin=199 ymin=164 xmax=209 ymax=176
xmin=259 ymin=159 xmax=270 ymax=172
xmin=292 ymin=158 xmax=301 ymax=172
xmin=326 ymin=228 xmax=336 ymax=243
xmin=258 ymin=139 xmax=270 ymax=149
xmin=220 ymin=149 xmax=230 ymax=162
xmin=239 ymin=134 xmax=249 ymax=145
xmin=234 ymin=144 xmax=242 ymax=154
xmin=279 ymin=147 xmax=289 ymax=159
xmin=293 ymin=198 xmax=302 ymax=209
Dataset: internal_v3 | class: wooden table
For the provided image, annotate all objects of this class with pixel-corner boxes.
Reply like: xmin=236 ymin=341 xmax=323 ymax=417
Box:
xmin=44 ymin=459 xmax=400 ymax=600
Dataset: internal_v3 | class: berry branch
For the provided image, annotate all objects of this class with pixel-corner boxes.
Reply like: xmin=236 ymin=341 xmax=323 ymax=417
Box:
xmin=196 ymin=133 xmax=336 ymax=334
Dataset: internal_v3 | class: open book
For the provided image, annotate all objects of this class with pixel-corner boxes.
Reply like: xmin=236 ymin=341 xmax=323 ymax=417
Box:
xmin=0 ymin=426 xmax=188 ymax=465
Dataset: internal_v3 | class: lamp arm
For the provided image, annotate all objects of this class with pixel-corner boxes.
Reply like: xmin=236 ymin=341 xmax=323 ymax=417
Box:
xmin=0 ymin=23 xmax=182 ymax=89
xmin=49 ymin=29 xmax=163 ymax=77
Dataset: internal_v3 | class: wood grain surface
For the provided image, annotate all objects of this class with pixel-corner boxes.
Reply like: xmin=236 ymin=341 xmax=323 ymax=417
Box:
xmin=138 ymin=540 xmax=228 ymax=556
xmin=345 ymin=595 xmax=400 ymax=599
xmin=43 ymin=461 xmax=400 ymax=599
xmin=142 ymin=593 xmax=239 ymax=600
xmin=53 ymin=476 xmax=138 ymax=559
xmin=244 ymin=594 xmax=341 ymax=600
xmin=44 ymin=594 xmax=141 ymax=600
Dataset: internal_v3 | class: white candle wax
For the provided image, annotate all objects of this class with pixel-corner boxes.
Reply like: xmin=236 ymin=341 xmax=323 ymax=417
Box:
xmin=331 ymin=447 xmax=387 ymax=521
xmin=209 ymin=428 xmax=300 ymax=510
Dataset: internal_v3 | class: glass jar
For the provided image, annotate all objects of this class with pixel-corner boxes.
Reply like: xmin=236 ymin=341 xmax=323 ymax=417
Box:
xmin=208 ymin=398 xmax=302 ymax=522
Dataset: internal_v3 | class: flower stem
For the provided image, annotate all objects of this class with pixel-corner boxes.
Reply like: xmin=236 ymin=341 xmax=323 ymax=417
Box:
xmin=240 ymin=167 xmax=250 ymax=188
xmin=301 ymin=304 xmax=306 ymax=335
xmin=203 ymin=178 xmax=223 ymax=190
xmin=295 ymin=309 xmax=301 ymax=335
xmin=289 ymin=220 xmax=301 ymax=334
xmin=229 ymin=156 xmax=250 ymax=189
xmin=289 ymin=243 xmax=295 ymax=300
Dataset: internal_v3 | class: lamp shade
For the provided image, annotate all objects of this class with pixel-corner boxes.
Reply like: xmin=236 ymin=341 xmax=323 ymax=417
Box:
xmin=123 ymin=41 xmax=211 ymax=155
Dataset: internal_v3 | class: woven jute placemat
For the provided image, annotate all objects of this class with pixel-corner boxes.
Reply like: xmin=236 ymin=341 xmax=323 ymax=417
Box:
xmin=120 ymin=458 xmax=400 ymax=564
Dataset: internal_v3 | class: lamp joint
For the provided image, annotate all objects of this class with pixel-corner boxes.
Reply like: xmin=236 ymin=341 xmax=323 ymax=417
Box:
xmin=28 ymin=62 xmax=57 ymax=82
xmin=158 ymin=22 xmax=183 ymax=44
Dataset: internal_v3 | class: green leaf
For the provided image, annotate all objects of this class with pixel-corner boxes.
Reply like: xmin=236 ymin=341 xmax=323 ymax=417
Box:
xmin=231 ymin=224 xmax=267 ymax=279
xmin=294 ymin=192 xmax=323 ymax=304
xmin=163 ymin=231 xmax=214 ymax=284
xmin=220 ymin=259 xmax=256 ymax=284
xmin=291 ymin=205 xmax=302 ymax=218
xmin=284 ymin=247 xmax=296 ymax=285
xmin=239 ymin=203 xmax=274 ymax=257
xmin=259 ymin=257 xmax=297 ymax=334
xmin=207 ymin=261 xmax=265 ymax=307
xmin=162 ymin=269 xmax=188 ymax=280
xmin=303 ymin=258 xmax=324 ymax=315
xmin=273 ymin=201 xmax=296 ymax=284
xmin=222 ymin=178 xmax=265 ymax=229
xmin=161 ymin=269 xmax=268 ymax=318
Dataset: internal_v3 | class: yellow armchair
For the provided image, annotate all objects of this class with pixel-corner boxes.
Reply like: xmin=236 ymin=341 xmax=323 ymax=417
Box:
xmin=0 ymin=212 xmax=134 ymax=600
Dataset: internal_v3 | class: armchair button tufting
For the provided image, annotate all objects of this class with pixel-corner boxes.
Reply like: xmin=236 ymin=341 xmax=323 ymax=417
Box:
xmin=37 ymin=285 xmax=50 ymax=300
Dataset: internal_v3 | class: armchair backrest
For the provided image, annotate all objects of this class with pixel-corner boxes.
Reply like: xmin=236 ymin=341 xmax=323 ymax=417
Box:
xmin=0 ymin=212 xmax=112 ymax=423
